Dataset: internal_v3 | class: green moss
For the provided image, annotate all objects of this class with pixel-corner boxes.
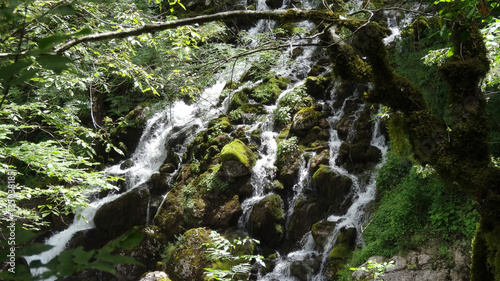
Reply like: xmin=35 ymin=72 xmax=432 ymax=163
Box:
xmin=305 ymin=76 xmax=330 ymax=98
xmin=220 ymin=139 xmax=257 ymax=168
xmin=229 ymin=90 xmax=249 ymax=111
xmin=265 ymin=75 xmax=291 ymax=89
xmin=329 ymin=243 xmax=350 ymax=260
xmin=208 ymin=116 xmax=232 ymax=132
xmin=251 ymin=83 xmax=282 ymax=105
xmin=291 ymin=106 xmax=318 ymax=131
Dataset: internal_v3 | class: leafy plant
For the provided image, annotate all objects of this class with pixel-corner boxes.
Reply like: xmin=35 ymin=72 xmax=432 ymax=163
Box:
xmin=274 ymin=86 xmax=309 ymax=125
xmin=0 ymin=224 xmax=143 ymax=280
xmin=201 ymin=231 xmax=264 ymax=281
xmin=349 ymin=259 xmax=394 ymax=281
xmin=277 ymin=136 xmax=298 ymax=159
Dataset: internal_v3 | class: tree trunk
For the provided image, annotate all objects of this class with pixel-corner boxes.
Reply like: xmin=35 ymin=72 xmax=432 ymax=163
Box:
xmin=330 ymin=20 xmax=500 ymax=280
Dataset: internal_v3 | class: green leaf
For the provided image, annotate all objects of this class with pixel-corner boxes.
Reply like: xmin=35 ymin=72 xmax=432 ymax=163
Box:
xmin=72 ymin=247 xmax=95 ymax=265
xmin=36 ymin=55 xmax=73 ymax=73
xmin=20 ymin=243 xmax=53 ymax=256
xmin=87 ymin=261 xmax=116 ymax=275
xmin=113 ymin=232 xmax=143 ymax=249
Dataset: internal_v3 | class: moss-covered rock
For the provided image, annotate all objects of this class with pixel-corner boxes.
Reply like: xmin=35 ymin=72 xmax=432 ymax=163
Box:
xmin=291 ymin=107 xmax=318 ymax=131
xmin=305 ymin=76 xmax=330 ymax=99
xmin=229 ymin=90 xmax=249 ymax=111
xmin=312 ymin=166 xmax=353 ymax=214
xmin=220 ymin=139 xmax=257 ymax=177
xmin=249 ymin=194 xmax=285 ymax=247
xmin=164 ymin=228 xmax=212 ymax=281
xmin=311 ymin=221 xmax=337 ymax=250
xmin=265 ymin=75 xmax=291 ymax=89
xmin=325 ymin=227 xmax=357 ymax=280
xmin=250 ymin=82 xmax=282 ymax=105
xmin=336 ymin=141 xmax=382 ymax=173
xmin=288 ymin=195 xmax=325 ymax=244
xmin=310 ymin=149 xmax=330 ymax=174
xmin=207 ymin=195 xmax=242 ymax=228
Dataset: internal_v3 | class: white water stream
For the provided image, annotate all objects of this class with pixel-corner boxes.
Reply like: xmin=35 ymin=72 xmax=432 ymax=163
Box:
xmin=23 ymin=0 xmax=419 ymax=279
xmin=25 ymin=81 xmax=227 ymax=279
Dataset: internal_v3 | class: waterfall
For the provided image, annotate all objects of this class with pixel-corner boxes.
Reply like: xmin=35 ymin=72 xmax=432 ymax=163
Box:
xmin=22 ymin=1 xmax=413 ymax=280
xmin=25 ymin=81 xmax=227 ymax=279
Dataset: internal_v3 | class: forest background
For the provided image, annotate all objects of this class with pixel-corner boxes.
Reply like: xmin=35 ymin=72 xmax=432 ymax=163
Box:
xmin=1 ymin=0 xmax=500 ymax=280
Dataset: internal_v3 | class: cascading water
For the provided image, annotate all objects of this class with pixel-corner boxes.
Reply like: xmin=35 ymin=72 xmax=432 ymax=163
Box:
xmin=24 ymin=81 xmax=227 ymax=279
xmin=23 ymin=0 xmax=417 ymax=279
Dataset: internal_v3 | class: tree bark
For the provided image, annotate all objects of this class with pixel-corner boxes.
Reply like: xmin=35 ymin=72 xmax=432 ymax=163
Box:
xmin=340 ymin=20 xmax=500 ymax=281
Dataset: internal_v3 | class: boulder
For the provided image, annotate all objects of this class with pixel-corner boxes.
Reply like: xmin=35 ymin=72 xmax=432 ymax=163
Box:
xmin=311 ymin=221 xmax=337 ymax=250
xmin=312 ymin=166 xmax=353 ymax=214
xmin=325 ymin=227 xmax=357 ymax=280
xmin=94 ymin=188 xmax=150 ymax=241
xmin=289 ymin=256 xmax=322 ymax=281
xmin=291 ymin=107 xmax=318 ymax=131
xmin=310 ymin=149 xmax=330 ymax=174
xmin=249 ymin=194 xmax=285 ymax=247
xmin=288 ymin=195 xmax=325 ymax=244
xmin=305 ymin=76 xmax=330 ymax=99
xmin=110 ymin=226 xmax=167 ymax=281
xmin=220 ymin=139 xmax=257 ymax=177
xmin=207 ymin=195 xmax=242 ymax=228
xmin=164 ymin=228 xmax=212 ymax=281
xmin=229 ymin=90 xmax=249 ymax=111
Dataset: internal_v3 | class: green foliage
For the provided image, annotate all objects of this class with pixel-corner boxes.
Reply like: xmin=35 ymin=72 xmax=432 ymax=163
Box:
xmin=352 ymin=149 xmax=479 ymax=266
xmin=201 ymin=230 xmax=264 ymax=281
xmin=274 ymin=86 xmax=310 ymax=125
xmin=201 ymin=169 xmax=228 ymax=193
xmin=388 ymin=17 xmax=451 ymax=122
xmin=0 ymin=224 xmax=143 ymax=280
xmin=0 ymin=102 xmax=121 ymax=229
xmin=277 ymin=136 xmax=298 ymax=159
xmin=349 ymin=259 xmax=394 ymax=281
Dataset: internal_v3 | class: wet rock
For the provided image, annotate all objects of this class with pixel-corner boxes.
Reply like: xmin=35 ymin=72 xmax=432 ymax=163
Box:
xmin=311 ymin=221 xmax=336 ymax=250
xmin=291 ymin=107 xmax=318 ymax=131
xmin=310 ymin=149 xmax=330 ymax=174
xmin=67 ymin=227 xmax=109 ymax=251
xmin=336 ymin=141 xmax=382 ymax=173
xmin=250 ymin=83 xmax=282 ymax=105
xmin=110 ymin=103 xmax=151 ymax=160
xmin=288 ymin=195 xmax=325 ymax=244
xmin=164 ymin=228 xmax=212 ymax=281
xmin=220 ymin=139 xmax=257 ymax=177
xmin=249 ymin=194 xmax=285 ymax=247
xmin=229 ymin=90 xmax=249 ymax=111
xmin=325 ymin=227 xmax=357 ymax=280
xmin=94 ymin=188 xmax=150 ymax=241
xmin=312 ymin=166 xmax=353 ymax=214
xmin=207 ymin=195 xmax=242 ymax=228
xmin=289 ymin=256 xmax=322 ymax=281
xmin=148 ymin=173 xmax=171 ymax=195
xmin=307 ymin=64 xmax=327 ymax=77
xmin=305 ymin=76 xmax=330 ymax=99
